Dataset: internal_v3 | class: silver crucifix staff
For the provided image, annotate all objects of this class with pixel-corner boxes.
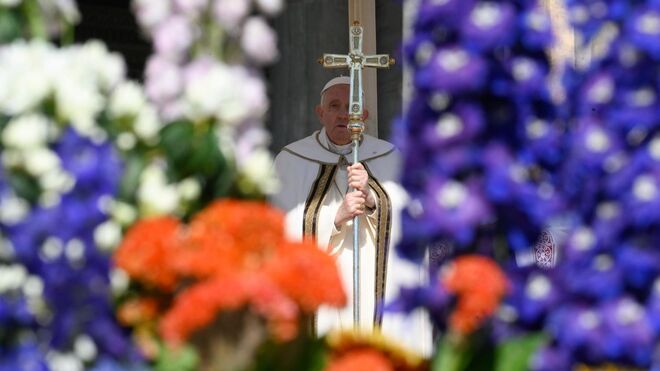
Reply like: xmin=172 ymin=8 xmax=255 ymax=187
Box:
xmin=318 ymin=21 xmax=394 ymax=328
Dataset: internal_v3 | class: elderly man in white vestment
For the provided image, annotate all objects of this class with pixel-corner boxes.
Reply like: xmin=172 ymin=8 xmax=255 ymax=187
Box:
xmin=271 ymin=76 xmax=431 ymax=355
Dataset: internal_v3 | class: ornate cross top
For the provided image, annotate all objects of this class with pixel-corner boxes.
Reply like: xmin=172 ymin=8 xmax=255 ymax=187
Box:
xmin=318 ymin=21 xmax=395 ymax=141
xmin=318 ymin=20 xmax=394 ymax=329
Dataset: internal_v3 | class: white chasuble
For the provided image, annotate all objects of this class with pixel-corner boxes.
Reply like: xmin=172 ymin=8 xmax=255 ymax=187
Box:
xmin=271 ymin=129 xmax=432 ymax=356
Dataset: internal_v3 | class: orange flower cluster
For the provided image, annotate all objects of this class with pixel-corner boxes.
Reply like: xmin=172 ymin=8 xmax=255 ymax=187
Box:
xmin=325 ymin=331 xmax=428 ymax=371
xmin=326 ymin=348 xmax=394 ymax=371
xmin=114 ymin=216 xmax=180 ymax=291
xmin=440 ymin=255 xmax=509 ymax=335
xmin=113 ymin=200 xmax=346 ymax=346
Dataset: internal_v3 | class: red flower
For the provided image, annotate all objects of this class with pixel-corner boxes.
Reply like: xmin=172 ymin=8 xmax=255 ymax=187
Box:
xmin=114 ymin=217 xmax=181 ymax=291
xmin=117 ymin=298 xmax=160 ymax=326
xmin=159 ymin=272 xmax=299 ymax=344
xmin=266 ymin=240 xmax=347 ymax=313
xmin=326 ymin=348 xmax=394 ymax=371
xmin=441 ymin=255 xmax=509 ymax=335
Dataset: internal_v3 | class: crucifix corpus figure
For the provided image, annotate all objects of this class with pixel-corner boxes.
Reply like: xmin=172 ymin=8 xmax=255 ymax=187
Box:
xmin=271 ymin=20 xmax=432 ymax=355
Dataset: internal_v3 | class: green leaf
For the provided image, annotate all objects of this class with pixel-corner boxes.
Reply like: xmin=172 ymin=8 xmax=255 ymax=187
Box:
xmin=0 ymin=8 xmax=21 ymax=43
xmin=494 ymin=333 xmax=547 ymax=371
xmin=433 ymin=336 xmax=476 ymax=371
xmin=118 ymin=153 xmax=146 ymax=201
xmin=159 ymin=120 xmax=195 ymax=178
xmin=188 ymin=128 xmax=224 ymax=177
xmin=432 ymin=330 xmax=496 ymax=371
xmin=155 ymin=343 xmax=199 ymax=371
xmin=251 ymin=333 xmax=328 ymax=371
xmin=7 ymin=170 xmax=40 ymax=205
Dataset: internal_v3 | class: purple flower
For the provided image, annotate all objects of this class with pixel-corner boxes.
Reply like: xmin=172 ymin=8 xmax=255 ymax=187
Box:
xmin=530 ymin=346 xmax=571 ymax=371
xmin=625 ymin=8 xmax=660 ymax=59
xmin=416 ymin=46 xmax=487 ymax=94
xmin=561 ymin=253 xmax=624 ymax=300
xmin=547 ymin=305 xmax=607 ymax=362
xmin=421 ymin=102 xmax=484 ymax=148
xmin=507 ymin=57 xmax=549 ymax=98
xmin=622 ymin=171 xmax=660 ymax=228
xmin=600 ymin=298 xmax=654 ymax=367
xmin=618 ymin=243 xmax=660 ymax=293
xmin=519 ymin=6 xmax=554 ymax=50
xmin=423 ymin=177 xmax=493 ymax=246
xmin=571 ymin=118 xmax=621 ymax=168
xmin=507 ymin=270 xmax=561 ymax=326
xmin=578 ymin=72 xmax=616 ymax=111
xmin=415 ymin=0 xmax=475 ymax=31
xmin=461 ymin=2 xmax=516 ymax=51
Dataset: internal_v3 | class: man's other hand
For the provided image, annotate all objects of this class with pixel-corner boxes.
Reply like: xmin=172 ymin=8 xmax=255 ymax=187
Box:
xmin=334 ymin=190 xmax=365 ymax=228
xmin=347 ymin=163 xmax=375 ymax=208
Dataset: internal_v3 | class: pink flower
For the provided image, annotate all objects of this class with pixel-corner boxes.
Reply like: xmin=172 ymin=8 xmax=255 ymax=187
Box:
xmin=241 ymin=17 xmax=278 ymax=65
xmin=145 ymin=55 xmax=183 ymax=104
xmin=182 ymin=56 xmax=216 ymax=85
xmin=255 ymin=0 xmax=283 ymax=16
xmin=213 ymin=0 xmax=250 ymax=33
xmin=173 ymin=0 xmax=208 ymax=18
xmin=133 ymin=0 xmax=171 ymax=31
xmin=154 ymin=16 xmax=195 ymax=61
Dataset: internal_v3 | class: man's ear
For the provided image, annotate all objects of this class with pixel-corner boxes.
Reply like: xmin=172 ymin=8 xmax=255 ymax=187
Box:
xmin=315 ymin=105 xmax=323 ymax=120
xmin=363 ymin=109 xmax=369 ymax=121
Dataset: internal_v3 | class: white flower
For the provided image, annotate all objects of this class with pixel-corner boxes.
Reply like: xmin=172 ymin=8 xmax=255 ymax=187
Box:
xmin=76 ymin=41 xmax=125 ymax=91
xmin=38 ymin=190 xmax=61 ymax=208
xmin=39 ymin=169 xmax=75 ymax=194
xmin=93 ymin=220 xmax=122 ymax=251
xmin=54 ymin=77 xmax=104 ymax=137
xmin=52 ymin=0 xmax=80 ymax=23
xmin=255 ymin=0 xmax=283 ymax=15
xmin=133 ymin=0 xmax=172 ymax=30
xmin=110 ymin=268 xmax=129 ymax=295
xmin=65 ymin=238 xmax=85 ymax=264
xmin=23 ymin=275 xmax=44 ymax=297
xmin=241 ymin=16 xmax=279 ymax=65
xmin=133 ymin=105 xmax=162 ymax=142
xmin=239 ymin=149 xmax=279 ymax=194
xmin=47 ymin=352 xmax=83 ymax=371
xmin=0 ymin=0 xmax=21 ymax=7
xmin=183 ymin=62 xmax=232 ymax=120
xmin=1 ymin=114 xmax=51 ymax=149
xmin=0 ymin=193 xmax=29 ymax=225
xmin=74 ymin=335 xmax=97 ymax=362
xmin=138 ymin=161 xmax=180 ymax=216
xmin=186 ymin=64 xmax=268 ymax=125
xmin=0 ymin=264 xmax=28 ymax=293
xmin=177 ymin=177 xmax=201 ymax=200
xmin=0 ymin=234 xmax=15 ymax=259
xmin=109 ymin=81 xmax=146 ymax=118
xmin=109 ymin=200 xmax=138 ymax=226
xmin=24 ymin=148 xmax=61 ymax=177
xmin=117 ymin=132 xmax=137 ymax=150
xmin=0 ymin=41 xmax=53 ymax=115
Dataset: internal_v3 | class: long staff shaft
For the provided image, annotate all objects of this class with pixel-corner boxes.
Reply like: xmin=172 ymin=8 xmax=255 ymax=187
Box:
xmin=352 ymin=138 xmax=360 ymax=328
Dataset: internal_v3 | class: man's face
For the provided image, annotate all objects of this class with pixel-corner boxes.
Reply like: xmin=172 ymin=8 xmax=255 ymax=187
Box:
xmin=315 ymin=84 xmax=351 ymax=145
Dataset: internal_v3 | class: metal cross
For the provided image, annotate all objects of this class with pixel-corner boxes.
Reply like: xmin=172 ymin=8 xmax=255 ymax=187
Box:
xmin=318 ymin=21 xmax=394 ymax=328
